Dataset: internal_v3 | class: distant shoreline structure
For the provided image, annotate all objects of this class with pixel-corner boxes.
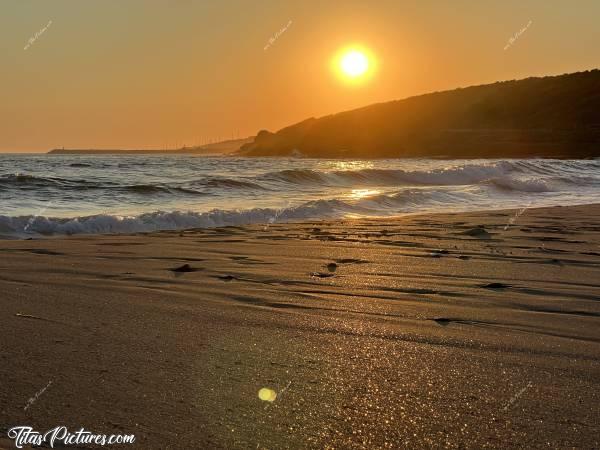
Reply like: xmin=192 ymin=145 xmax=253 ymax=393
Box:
xmin=47 ymin=137 xmax=253 ymax=155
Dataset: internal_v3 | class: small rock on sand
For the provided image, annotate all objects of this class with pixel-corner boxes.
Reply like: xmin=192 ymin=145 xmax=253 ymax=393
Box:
xmin=335 ymin=258 xmax=368 ymax=264
xmin=170 ymin=264 xmax=196 ymax=273
xmin=432 ymin=318 xmax=452 ymax=326
xmin=311 ymin=272 xmax=335 ymax=278
xmin=462 ymin=226 xmax=491 ymax=238
xmin=481 ymin=282 xmax=511 ymax=289
xmin=217 ymin=275 xmax=235 ymax=281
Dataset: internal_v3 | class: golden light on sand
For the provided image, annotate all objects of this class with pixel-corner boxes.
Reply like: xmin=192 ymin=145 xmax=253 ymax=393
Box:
xmin=333 ymin=46 xmax=376 ymax=84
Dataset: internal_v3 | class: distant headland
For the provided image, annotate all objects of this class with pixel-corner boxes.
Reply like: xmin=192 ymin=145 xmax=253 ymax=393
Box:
xmin=48 ymin=137 xmax=253 ymax=155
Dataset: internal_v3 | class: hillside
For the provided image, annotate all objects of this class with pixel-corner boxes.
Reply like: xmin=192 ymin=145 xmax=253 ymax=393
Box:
xmin=238 ymin=70 xmax=600 ymax=158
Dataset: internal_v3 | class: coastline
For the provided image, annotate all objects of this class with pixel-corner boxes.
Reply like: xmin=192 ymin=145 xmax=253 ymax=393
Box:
xmin=1 ymin=203 xmax=599 ymax=448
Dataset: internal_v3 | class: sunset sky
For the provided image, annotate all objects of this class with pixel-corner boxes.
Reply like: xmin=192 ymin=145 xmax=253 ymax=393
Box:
xmin=1 ymin=0 xmax=599 ymax=152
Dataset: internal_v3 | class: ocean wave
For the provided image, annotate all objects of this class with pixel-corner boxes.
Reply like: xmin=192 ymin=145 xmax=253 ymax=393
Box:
xmin=4 ymin=160 xmax=596 ymax=197
xmin=0 ymin=173 xmax=101 ymax=189
xmin=263 ymin=161 xmax=518 ymax=187
xmin=3 ymin=158 xmax=600 ymax=238
xmin=0 ymin=173 xmax=64 ymax=187
xmin=0 ymin=205 xmax=337 ymax=237
xmin=0 ymin=173 xmax=264 ymax=194
xmin=1 ymin=184 xmax=597 ymax=238
xmin=487 ymin=177 xmax=552 ymax=192
xmin=123 ymin=184 xmax=206 ymax=195
xmin=0 ymin=188 xmax=490 ymax=237
xmin=191 ymin=177 xmax=266 ymax=190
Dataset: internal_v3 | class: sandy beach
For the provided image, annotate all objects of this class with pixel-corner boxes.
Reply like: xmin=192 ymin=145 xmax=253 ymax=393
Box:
xmin=1 ymin=204 xmax=599 ymax=449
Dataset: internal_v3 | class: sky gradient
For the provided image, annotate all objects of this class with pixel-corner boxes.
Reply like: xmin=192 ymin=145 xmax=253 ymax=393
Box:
xmin=1 ymin=0 xmax=599 ymax=152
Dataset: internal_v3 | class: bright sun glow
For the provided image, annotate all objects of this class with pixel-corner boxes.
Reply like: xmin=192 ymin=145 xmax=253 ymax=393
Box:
xmin=340 ymin=51 xmax=369 ymax=77
xmin=333 ymin=46 xmax=375 ymax=84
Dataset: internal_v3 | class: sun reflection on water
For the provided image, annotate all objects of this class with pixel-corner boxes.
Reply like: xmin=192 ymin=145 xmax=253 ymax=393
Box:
xmin=349 ymin=189 xmax=381 ymax=199
xmin=325 ymin=160 xmax=375 ymax=171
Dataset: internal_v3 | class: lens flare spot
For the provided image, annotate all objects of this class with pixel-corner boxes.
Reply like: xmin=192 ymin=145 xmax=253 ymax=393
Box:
xmin=258 ymin=388 xmax=277 ymax=402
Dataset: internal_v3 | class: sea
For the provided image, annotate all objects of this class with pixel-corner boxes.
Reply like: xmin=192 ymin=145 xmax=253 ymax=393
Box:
xmin=1 ymin=154 xmax=599 ymax=238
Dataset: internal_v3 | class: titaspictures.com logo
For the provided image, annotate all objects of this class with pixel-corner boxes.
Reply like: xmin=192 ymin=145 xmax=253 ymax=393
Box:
xmin=7 ymin=426 xmax=135 ymax=448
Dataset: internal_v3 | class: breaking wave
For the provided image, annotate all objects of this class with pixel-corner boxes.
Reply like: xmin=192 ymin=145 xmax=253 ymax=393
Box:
xmin=2 ymin=156 xmax=600 ymax=237
xmin=1 ymin=186 xmax=594 ymax=238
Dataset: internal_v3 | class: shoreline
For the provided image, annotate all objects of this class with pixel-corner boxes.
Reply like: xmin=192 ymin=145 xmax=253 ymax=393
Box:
xmin=3 ymin=201 xmax=600 ymax=241
xmin=1 ymin=203 xmax=599 ymax=448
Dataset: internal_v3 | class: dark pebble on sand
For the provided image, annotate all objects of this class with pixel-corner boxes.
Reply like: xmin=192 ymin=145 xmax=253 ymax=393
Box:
xmin=326 ymin=263 xmax=338 ymax=272
xmin=170 ymin=264 xmax=196 ymax=273
xmin=217 ymin=275 xmax=235 ymax=281
xmin=462 ymin=226 xmax=491 ymax=237
xmin=335 ymin=258 xmax=368 ymax=264
xmin=481 ymin=282 xmax=511 ymax=289
xmin=432 ymin=318 xmax=452 ymax=326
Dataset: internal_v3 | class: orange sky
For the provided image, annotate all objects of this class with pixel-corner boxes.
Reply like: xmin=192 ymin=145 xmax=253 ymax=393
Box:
xmin=1 ymin=0 xmax=599 ymax=152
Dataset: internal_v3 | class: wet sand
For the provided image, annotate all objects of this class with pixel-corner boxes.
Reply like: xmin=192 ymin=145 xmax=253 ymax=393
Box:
xmin=1 ymin=204 xmax=599 ymax=448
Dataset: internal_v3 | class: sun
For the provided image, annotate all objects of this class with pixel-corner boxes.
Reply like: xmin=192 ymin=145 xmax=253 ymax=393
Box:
xmin=333 ymin=46 xmax=376 ymax=84
xmin=341 ymin=51 xmax=369 ymax=77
